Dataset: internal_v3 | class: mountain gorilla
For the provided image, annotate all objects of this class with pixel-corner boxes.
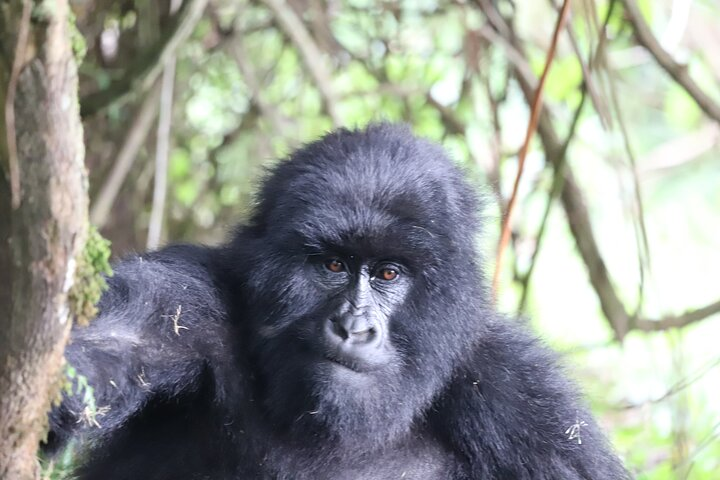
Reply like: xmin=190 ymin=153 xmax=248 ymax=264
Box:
xmin=46 ymin=124 xmax=629 ymax=479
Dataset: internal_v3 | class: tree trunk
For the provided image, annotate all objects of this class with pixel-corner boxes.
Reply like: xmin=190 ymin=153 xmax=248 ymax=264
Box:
xmin=0 ymin=1 xmax=88 ymax=478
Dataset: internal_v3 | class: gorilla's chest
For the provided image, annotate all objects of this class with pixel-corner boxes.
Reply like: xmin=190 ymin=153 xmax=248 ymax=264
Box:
xmin=250 ymin=434 xmax=458 ymax=480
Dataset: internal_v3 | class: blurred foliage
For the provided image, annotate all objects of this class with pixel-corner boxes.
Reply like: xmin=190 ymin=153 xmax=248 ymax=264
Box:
xmin=72 ymin=0 xmax=720 ymax=477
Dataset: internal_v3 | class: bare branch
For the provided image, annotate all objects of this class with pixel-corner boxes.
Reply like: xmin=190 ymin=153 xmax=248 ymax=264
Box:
xmin=207 ymin=3 xmax=291 ymax=136
xmin=426 ymin=95 xmax=465 ymax=135
xmin=90 ymin=82 xmax=161 ymax=228
xmin=3 ymin=0 xmax=31 ymax=209
xmin=600 ymin=0 xmax=650 ymax=316
xmin=477 ymin=1 xmax=632 ymax=338
xmin=80 ymin=0 xmax=207 ymax=117
xmin=518 ymin=0 xmax=621 ymax=312
xmin=560 ymin=171 xmax=632 ymax=338
xmin=147 ymin=46 xmax=177 ymax=250
xmin=517 ymin=88 xmax=587 ymax=312
xmin=492 ymin=0 xmax=572 ymax=297
xmin=634 ymin=300 xmax=720 ymax=332
xmin=262 ymin=0 xmax=341 ymax=126
xmin=620 ymin=0 xmax=720 ymax=124
xmin=518 ymin=47 xmax=717 ymax=337
xmin=553 ymin=0 xmax=613 ymax=129
xmin=146 ymin=0 xmax=182 ymax=249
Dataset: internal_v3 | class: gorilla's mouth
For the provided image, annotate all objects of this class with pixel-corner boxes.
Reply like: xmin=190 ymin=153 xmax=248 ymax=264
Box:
xmin=323 ymin=352 xmax=366 ymax=373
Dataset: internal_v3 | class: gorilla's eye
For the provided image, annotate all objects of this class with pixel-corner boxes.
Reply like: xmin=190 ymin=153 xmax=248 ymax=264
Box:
xmin=325 ymin=258 xmax=345 ymax=273
xmin=379 ymin=268 xmax=399 ymax=281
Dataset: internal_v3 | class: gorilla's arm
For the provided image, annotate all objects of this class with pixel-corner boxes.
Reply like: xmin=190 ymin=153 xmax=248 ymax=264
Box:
xmin=430 ymin=318 xmax=630 ymax=480
xmin=46 ymin=245 xmax=230 ymax=451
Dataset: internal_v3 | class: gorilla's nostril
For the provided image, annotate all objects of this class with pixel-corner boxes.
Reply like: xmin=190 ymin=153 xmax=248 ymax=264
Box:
xmin=331 ymin=320 xmax=349 ymax=340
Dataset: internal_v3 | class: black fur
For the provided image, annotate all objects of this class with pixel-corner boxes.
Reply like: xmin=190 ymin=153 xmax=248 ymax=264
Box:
xmin=47 ymin=124 xmax=629 ymax=479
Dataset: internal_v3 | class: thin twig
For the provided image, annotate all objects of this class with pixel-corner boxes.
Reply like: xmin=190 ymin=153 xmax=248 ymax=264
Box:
xmin=481 ymin=68 xmax=507 ymax=210
xmin=618 ymin=355 xmax=720 ymax=410
xmin=492 ymin=0 xmax=572 ymax=297
xmin=672 ymin=420 xmax=720 ymax=474
xmin=518 ymin=0 xmax=621 ymax=311
xmin=517 ymin=87 xmax=587 ymax=312
xmin=480 ymin=0 xmax=719 ymax=338
xmin=604 ymin=62 xmax=650 ymax=316
xmin=551 ymin=0 xmax=612 ymax=129
xmin=592 ymin=0 xmax=651 ymax=315
xmin=4 ymin=0 xmax=32 ymax=209
xmin=485 ymin=0 xmax=632 ymax=338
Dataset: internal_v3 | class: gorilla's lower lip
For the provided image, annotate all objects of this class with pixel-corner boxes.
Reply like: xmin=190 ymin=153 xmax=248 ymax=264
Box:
xmin=323 ymin=354 xmax=363 ymax=372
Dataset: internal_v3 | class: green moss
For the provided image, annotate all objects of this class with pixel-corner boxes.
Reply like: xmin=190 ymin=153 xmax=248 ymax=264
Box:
xmin=68 ymin=9 xmax=87 ymax=64
xmin=39 ymin=439 xmax=77 ymax=480
xmin=68 ymin=226 xmax=112 ymax=326
xmin=28 ymin=2 xmax=86 ymax=63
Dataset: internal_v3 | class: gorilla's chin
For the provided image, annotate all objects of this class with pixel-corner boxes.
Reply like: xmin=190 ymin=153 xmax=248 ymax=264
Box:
xmin=302 ymin=363 xmax=421 ymax=449
xmin=261 ymin=350 xmax=420 ymax=450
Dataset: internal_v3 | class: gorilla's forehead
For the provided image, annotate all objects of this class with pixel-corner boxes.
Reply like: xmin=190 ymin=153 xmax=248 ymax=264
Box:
xmin=290 ymin=199 xmax=442 ymax=261
xmin=285 ymin=169 xmax=452 ymax=258
xmin=254 ymin=124 xmax=476 ymax=260
xmin=287 ymin=132 xmax=456 ymax=219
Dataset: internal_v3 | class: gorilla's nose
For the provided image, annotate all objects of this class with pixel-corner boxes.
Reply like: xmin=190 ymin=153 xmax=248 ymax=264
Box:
xmin=327 ymin=316 xmax=378 ymax=345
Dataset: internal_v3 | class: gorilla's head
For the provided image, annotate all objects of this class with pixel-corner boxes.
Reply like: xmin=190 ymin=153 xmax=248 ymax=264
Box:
xmin=233 ymin=124 xmax=488 ymax=448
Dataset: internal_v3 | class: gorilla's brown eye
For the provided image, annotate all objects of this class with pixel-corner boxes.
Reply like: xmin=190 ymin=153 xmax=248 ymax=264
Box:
xmin=325 ymin=259 xmax=345 ymax=273
xmin=379 ymin=268 xmax=398 ymax=281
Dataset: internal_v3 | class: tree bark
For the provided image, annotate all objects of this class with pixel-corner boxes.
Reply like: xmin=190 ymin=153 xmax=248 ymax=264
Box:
xmin=0 ymin=1 xmax=89 ymax=478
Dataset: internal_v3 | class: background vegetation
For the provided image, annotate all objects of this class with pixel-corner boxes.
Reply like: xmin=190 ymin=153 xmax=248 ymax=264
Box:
xmin=2 ymin=0 xmax=719 ymax=478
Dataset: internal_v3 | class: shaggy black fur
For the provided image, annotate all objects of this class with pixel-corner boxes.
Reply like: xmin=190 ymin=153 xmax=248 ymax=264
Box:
xmin=46 ymin=124 xmax=630 ymax=479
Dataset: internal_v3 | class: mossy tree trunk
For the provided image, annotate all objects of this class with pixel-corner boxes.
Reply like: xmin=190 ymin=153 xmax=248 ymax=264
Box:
xmin=0 ymin=1 xmax=88 ymax=478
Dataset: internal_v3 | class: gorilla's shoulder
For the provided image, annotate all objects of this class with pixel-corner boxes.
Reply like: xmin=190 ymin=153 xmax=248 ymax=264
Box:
xmin=95 ymin=244 xmax=226 ymax=329
xmin=467 ymin=316 xmax=574 ymax=399
xmin=429 ymin=317 xmax=629 ymax=479
xmin=136 ymin=244 xmax=219 ymax=277
xmin=477 ymin=317 xmax=560 ymax=367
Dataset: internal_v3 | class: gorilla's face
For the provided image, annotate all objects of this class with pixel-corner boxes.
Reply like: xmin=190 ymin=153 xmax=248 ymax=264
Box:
xmin=236 ymin=125 xmax=484 ymax=448
xmin=245 ymin=210 xmax=436 ymax=447
xmin=314 ymin=254 xmax=410 ymax=373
